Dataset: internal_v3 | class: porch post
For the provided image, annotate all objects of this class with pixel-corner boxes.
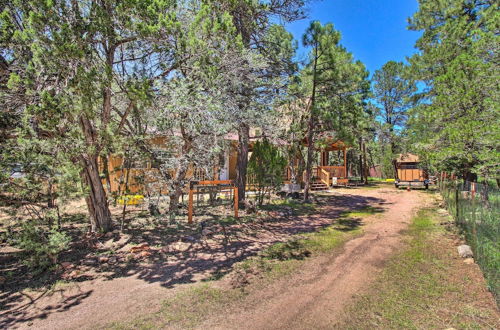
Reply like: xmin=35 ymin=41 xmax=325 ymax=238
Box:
xmin=343 ymin=147 xmax=347 ymax=178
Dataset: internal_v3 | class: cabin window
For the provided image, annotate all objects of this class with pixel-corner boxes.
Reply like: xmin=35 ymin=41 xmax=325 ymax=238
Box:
xmin=399 ymin=164 xmax=419 ymax=169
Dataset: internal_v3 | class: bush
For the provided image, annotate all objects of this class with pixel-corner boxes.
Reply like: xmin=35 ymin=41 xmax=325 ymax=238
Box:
xmin=248 ymin=139 xmax=287 ymax=206
xmin=12 ymin=222 xmax=71 ymax=272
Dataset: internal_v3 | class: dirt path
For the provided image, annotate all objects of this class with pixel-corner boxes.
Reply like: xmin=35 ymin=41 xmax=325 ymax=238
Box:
xmin=2 ymin=186 xmax=427 ymax=329
xmin=201 ymin=188 xmax=428 ymax=329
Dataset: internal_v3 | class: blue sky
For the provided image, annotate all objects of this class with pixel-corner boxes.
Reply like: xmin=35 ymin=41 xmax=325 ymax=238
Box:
xmin=285 ymin=0 xmax=421 ymax=76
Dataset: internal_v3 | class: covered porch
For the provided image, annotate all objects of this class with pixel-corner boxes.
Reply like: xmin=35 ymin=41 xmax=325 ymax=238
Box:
xmin=285 ymin=140 xmax=349 ymax=187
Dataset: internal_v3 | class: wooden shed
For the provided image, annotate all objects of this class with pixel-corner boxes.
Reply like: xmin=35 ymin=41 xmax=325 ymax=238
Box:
xmin=395 ymin=153 xmax=429 ymax=188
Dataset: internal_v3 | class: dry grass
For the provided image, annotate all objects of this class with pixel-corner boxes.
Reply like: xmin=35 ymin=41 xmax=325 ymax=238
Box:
xmin=338 ymin=208 xmax=500 ymax=329
xmin=108 ymin=212 xmax=365 ymax=329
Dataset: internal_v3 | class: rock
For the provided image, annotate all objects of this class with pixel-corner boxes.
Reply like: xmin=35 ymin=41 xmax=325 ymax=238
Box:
xmin=108 ymin=256 xmax=118 ymax=264
xmin=463 ymin=258 xmax=474 ymax=264
xmin=102 ymin=238 xmax=116 ymax=249
xmin=181 ymin=236 xmax=196 ymax=243
xmin=82 ymin=258 xmax=97 ymax=266
xmin=139 ymin=251 xmax=151 ymax=258
xmin=60 ymin=262 xmax=74 ymax=270
xmin=130 ymin=243 xmax=150 ymax=253
xmin=69 ymin=270 xmax=80 ymax=278
xmin=0 ymin=276 xmax=6 ymax=285
xmin=457 ymin=245 xmax=473 ymax=258
xmin=104 ymin=234 xmax=131 ymax=250
xmin=202 ymin=228 xmax=213 ymax=236
xmin=173 ymin=241 xmax=190 ymax=252
xmin=244 ymin=200 xmax=257 ymax=214
xmin=104 ymin=231 xmax=114 ymax=238
xmin=118 ymin=243 xmax=134 ymax=253
xmin=98 ymin=256 xmax=109 ymax=263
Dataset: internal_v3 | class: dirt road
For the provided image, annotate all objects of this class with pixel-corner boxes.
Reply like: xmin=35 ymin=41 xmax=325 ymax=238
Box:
xmin=2 ymin=185 xmax=428 ymax=329
xmin=201 ymin=187 xmax=427 ymax=329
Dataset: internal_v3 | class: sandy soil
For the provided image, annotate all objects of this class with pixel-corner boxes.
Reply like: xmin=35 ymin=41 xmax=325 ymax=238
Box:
xmin=1 ymin=185 xmax=429 ymax=329
xmin=200 ymin=187 xmax=428 ymax=329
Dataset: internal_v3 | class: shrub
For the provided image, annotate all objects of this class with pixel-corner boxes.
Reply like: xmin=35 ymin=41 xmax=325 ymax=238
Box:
xmin=248 ymin=139 xmax=287 ymax=206
xmin=12 ymin=222 xmax=71 ymax=272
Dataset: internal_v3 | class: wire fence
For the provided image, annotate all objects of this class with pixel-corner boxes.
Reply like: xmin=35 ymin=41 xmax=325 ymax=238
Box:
xmin=439 ymin=179 xmax=499 ymax=305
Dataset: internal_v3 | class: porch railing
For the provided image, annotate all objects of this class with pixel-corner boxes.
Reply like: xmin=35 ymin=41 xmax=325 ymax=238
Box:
xmin=320 ymin=166 xmax=346 ymax=178
xmin=320 ymin=168 xmax=330 ymax=187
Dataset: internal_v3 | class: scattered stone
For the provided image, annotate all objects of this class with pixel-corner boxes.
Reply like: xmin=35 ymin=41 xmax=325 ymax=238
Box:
xmin=181 ymin=236 xmax=196 ymax=243
xmin=69 ymin=270 xmax=80 ymax=278
xmin=457 ymin=245 xmax=474 ymax=258
xmin=173 ymin=241 xmax=190 ymax=252
xmin=244 ymin=200 xmax=257 ymax=214
xmin=82 ymin=258 xmax=97 ymax=266
xmin=102 ymin=238 xmax=116 ymax=249
xmin=60 ymin=262 xmax=74 ymax=270
xmin=130 ymin=243 xmax=150 ymax=253
xmin=104 ymin=231 xmax=114 ymax=238
xmin=98 ymin=256 xmax=109 ymax=263
xmin=463 ymin=258 xmax=474 ymax=264
xmin=139 ymin=251 xmax=151 ymax=258
xmin=108 ymin=256 xmax=118 ymax=264
xmin=202 ymin=228 xmax=213 ymax=237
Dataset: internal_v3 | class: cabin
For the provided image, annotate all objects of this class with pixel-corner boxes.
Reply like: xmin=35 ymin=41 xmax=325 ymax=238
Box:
xmin=101 ymin=131 xmax=350 ymax=195
xmin=395 ymin=153 xmax=429 ymax=189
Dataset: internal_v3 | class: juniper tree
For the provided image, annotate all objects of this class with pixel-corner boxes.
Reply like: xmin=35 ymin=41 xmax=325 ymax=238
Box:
xmin=1 ymin=0 xmax=179 ymax=231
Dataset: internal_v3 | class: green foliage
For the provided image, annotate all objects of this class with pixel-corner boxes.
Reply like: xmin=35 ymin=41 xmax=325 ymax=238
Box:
xmin=11 ymin=223 xmax=71 ymax=272
xmin=371 ymin=61 xmax=416 ymax=177
xmin=261 ymin=240 xmax=311 ymax=261
xmin=248 ymin=139 xmax=287 ymax=206
xmin=302 ymin=21 xmax=370 ymax=143
xmin=440 ymin=181 xmax=500 ymax=304
xmin=407 ymin=0 xmax=499 ymax=179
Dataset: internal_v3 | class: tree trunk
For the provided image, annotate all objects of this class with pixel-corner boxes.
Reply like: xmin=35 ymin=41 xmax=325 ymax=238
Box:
xmin=236 ymin=122 xmax=250 ymax=204
xmin=82 ymin=155 xmax=112 ymax=232
xmin=362 ymin=138 xmax=368 ymax=184
xmin=358 ymin=137 xmax=363 ymax=178
xmin=168 ymin=127 xmax=193 ymax=221
xmin=391 ymin=141 xmax=398 ymax=179
xmin=168 ymin=159 xmax=189 ymax=222
xmin=303 ymin=44 xmax=319 ymax=202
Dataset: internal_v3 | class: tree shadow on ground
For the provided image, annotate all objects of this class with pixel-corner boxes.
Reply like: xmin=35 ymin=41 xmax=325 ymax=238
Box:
xmin=0 ymin=191 xmax=387 ymax=326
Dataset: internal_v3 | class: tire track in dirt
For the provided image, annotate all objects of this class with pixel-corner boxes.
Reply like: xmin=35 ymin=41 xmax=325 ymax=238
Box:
xmin=202 ymin=188 xmax=428 ymax=330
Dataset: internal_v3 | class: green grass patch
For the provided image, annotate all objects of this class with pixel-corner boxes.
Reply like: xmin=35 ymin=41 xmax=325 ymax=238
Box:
xmin=341 ymin=205 xmax=385 ymax=219
xmin=339 ymin=208 xmax=499 ymax=329
xmin=232 ymin=217 xmax=364 ymax=286
xmin=260 ymin=198 xmax=317 ymax=216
